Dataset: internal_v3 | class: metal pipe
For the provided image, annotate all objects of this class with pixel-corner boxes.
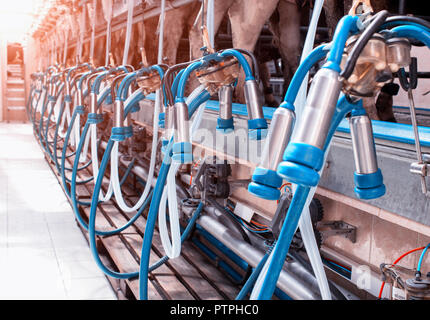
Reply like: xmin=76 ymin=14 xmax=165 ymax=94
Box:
xmin=197 ymin=214 xmax=322 ymax=300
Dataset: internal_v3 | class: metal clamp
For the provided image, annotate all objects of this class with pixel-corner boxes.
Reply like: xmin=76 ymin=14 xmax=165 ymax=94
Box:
xmin=317 ymin=220 xmax=357 ymax=243
xmin=410 ymin=154 xmax=430 ymax=176
xmin=400 ymin=58 xmax=430 ymax=197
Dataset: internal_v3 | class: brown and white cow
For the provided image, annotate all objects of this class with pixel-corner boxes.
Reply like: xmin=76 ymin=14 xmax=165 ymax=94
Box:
xmin=188 ymin=0 xmax=302 ymax=106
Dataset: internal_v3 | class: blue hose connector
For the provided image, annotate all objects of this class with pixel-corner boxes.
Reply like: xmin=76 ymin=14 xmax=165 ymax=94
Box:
xmin=277 ymin=142 xmax=324 ymax=187
xmin=161 ymin=139 xmax=169 ymax=155
xmin=247 ymin=167 xmax=283 ymax=200
xmin=87 ymin=113 xmax=104 ymax=125
xmin=248 ymin=118 xmax=268 ymax=140
xmin=111 ymin=127 xmax=126 ymax=142
xmin=216 ymin=117 xmax=234 ymax=134
xmin=277 ymin=160 xmax=320 ymax=187
xmin=172 ymin=141 xmax=193 ymax=164
xmin=75 ymin=105 xmax=85 ymax=115
xmin=353 ymin=169 xmax=386 ymax=199
xmin=282 ymin=142 xmax=325 ymax=172
xmin=159 ymin=112 xmax=165 ymax=129
xmin=124 ymin=126 xmax=133 ymax=139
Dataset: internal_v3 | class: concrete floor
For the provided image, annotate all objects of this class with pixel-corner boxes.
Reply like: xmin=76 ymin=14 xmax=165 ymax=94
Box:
xmin=0 ymin=123 xmax=117 ymax=300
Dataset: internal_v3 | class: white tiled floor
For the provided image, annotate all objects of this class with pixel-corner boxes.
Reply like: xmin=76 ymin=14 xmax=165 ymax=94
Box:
xmin=0 ymin=123 xmax=117 ymax=300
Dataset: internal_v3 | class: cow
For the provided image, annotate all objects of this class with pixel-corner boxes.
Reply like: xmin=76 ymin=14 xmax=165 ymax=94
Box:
xmin=188 ymin=0 xmax=302 ymax=106
xmin=110 ymin=0 xmax=200 ymax=68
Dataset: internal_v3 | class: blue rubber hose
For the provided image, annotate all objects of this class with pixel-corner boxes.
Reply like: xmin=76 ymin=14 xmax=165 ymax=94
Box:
xmin=219 ymin=49 xmax=254 ymax=80
xmin=37 ymin=95 xmax=52 ymax=144
xmin=33 ymin=85 xmax=47 ymax=132
xmin=118 ymin=72 xmax=138 ymax=101
xmin=41 ymin=84 xmax=65 ymax=149
xmin=283 ymin=44 xmax=329 ymax=105
xmin=325 ymin=15 xmax=359 ymax=71
xmin=30 ymin=87 xmax=42 ymax=124
xmin=33 ymin=84 xmax=46 ymax=131
xmin=171 ymin=69 xmax=185 ymax=102
xmin=60 ymin=107 xmax=93 ymax=205
xmin=43 ymin=100 xmax=58 ymax=159
xmin=150 ymin=65 xmax=166 ymax=103
xmin=381 ymin=21 xmax=430 ymax=34
xmin=139 ymin=159 xmax=171 ymax=295
xmin=389 ymin=25 xmax=430 ymax=47
xmin=52 ymin=96 xmax=83 ymax=173
xmin=257 ymin=185 xmax=311 ymax=299
xmin=78 ymin=127 xmax=152 ymax=235
xmin=88 ymin=138 xmax=153 ymax=279
xmin=52 ymin=97 xmax=69 ymax=172
xmin=139 ymin=89 xmax=211 ymax=300
xmin=236 ymin=252 xmax=270 ymax=300
xmin=43 ymin=87 xmax=65 ymax=160
xmin=175 ymin=61 xmax=204 ymax=102
xmin=417 ymin=243 xmax=430 ymax=274
xmin=26 ymin=86 xmax=35 ymax=121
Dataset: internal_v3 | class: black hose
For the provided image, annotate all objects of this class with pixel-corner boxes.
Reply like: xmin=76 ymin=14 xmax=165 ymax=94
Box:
xmin=340 ymin=10 xmax=390 ymax=79
xmin=384 ymin=15 xmax=430 ymax=31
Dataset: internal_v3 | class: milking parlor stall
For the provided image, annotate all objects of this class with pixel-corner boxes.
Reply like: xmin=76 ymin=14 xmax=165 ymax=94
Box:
xmin=0 ymin=0 xmax=429 ymax=306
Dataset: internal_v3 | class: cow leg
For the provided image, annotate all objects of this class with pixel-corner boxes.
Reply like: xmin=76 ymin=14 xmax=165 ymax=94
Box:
xmin=362 ymin=97 xmax=380 ymax=120
xmin=93 ymin=35 xmax=106 ymax=67
xmin=228 ymin=0 xmax=279 ymax=103
xmin=189 ymin=0 xmax=234 ymax=60
xmin=110 ymin=29 xmax=123 ymax=66
xmin=144 ymin=16 xmax=160 ymax=66
xmin=323 ymin=0 xmax=344 ymax=37
xmin=259 ymin=61 xmax=279 ymax=107
xmin=162 ymin=3 xmax=200 ymax=65
xmin=275 ymin=0 xmax=301 ymax=97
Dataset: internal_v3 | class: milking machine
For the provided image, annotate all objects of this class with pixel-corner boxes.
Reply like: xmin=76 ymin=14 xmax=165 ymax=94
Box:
xmin=136 ymin=38 xmax=277 ymax=299
xmin=26 ymin=0 xmax=430 ymax=301
xmin=28 ymin=0 xmax=339 ymax=301
xmin=243 ymin=8 xmax=430 ymax=299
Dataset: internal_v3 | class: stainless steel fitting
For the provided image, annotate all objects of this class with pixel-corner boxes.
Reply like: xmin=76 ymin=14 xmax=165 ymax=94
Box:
xmin=292 ymin=67 xmax=342 ymax=150
xmin=113 ymin=99 xmax=124 ymax=128
xmin=164 ymin=106 xmax=175 ymax=141
xmin=244 ymin=79 xmax=264 ymax=120
xmin=349 ymin=114 xmax=379 ymax=174
xmin=90 ymin=92 xmax=97 ymax=114
xmin=219 ymin=84 xmax=233 ymax=120
xmin=259 ymin=107 xmax=296 ymax=171
xmin=173 ymin=101 xmax=190 ymax=144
